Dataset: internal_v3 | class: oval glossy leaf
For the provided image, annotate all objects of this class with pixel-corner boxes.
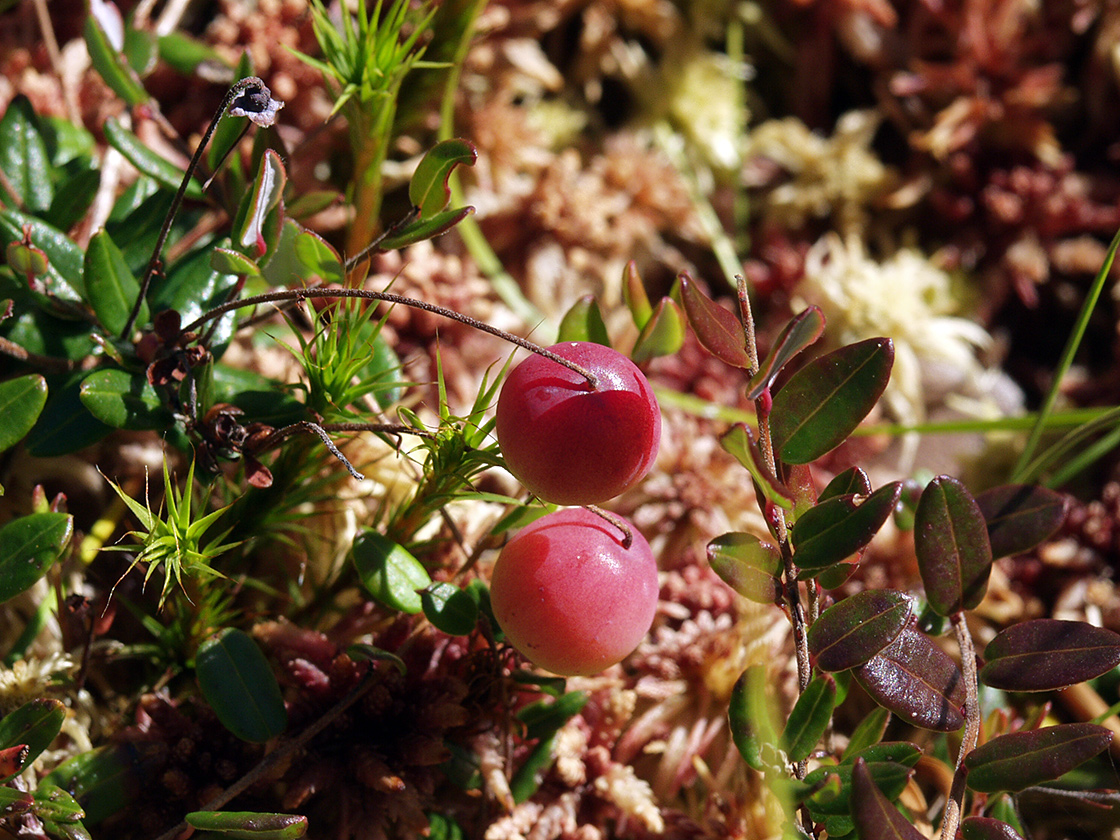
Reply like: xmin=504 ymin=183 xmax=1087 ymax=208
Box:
xmin=103 ymin=117 xmax=204 ymax=200
xmin=32 ymin=784 xmax=85 ymax=826
xmin=0 ymin=785 xmax=33 ymax=817
xmin=808 ymin=589 xmax=912 ymax=672
xmin=850 ymin=757 xmax=926 ymax=840
xmin=915 ymin=475 xmax=993 ymax=616
xmin=210 ymin=247 xmax=261 ymax=278
xmin=79 ymin=369 xmax=172 ymax=430
xmin=186 ymin=811 xmax=308 ymax=839
xmin=793 ymin=482 xmax=902 ymax=574
xmin=196 ymin=628 xmax=287 ymax=743
xmin=0 ymin=95 xmax=52 ymax=212
xmin=0 ymin=513 xmax=73 ymax=603
xmin=0 ymin=698 xmax=65 ymax=782
xmin=27 ymin=373 xmax=112 ymax=457
xmin=84 ymin=8 xmax=148 ymax=106
xmin=678 ymin=272 xmax=751 ymax=369
xmin=0 ymin=375 xmax=48 ymax=453
xmin=976 ymin=484 xmax=1068 ymax=560
xmin=622 ymin=261 xmax=652 ymax=330
xmin=557 ymin=295 xmax=610 ymax=346
xmin=720 ymin=424 xmax=794 ymax=511
xmin=378 ymin=206 xmax=474 ymax=251
xmin=350 ymin=529 xmax=432 ymax=614
xmin=770 ymin=337 xmax=894 ymax=465
xmin=842 ymin=740 xmax=921 ymax=768
xmin=964 ymin=723 xmax=1112 ymax=793
xmin=979 ymin=619 xmax=1120 ymax=692
xmin=840 ymin=706 xmax=890 ymax=760
xmin=961 ymin=817 xmax=1026 ymax=840
xmin=409 ymin=138 xmax=477 ymax=219
xmin=854 ymin=626 xmax=965 ymax=731
xmin=85 ymin=230 xmax=146 ymax=336
xmin=707 ymin=532 xmax=781 ymax=604
xmin=421 ymin=582 xmax=479 ymax=636
xmin=819 ymin=467 xmax=871 ymax=502
xmin=782 ymin=674 xmax=836 ymax=763
xmin=235 ymin=149 xmax=286 ymax=257
xmin=631 ymin=297 xmax=686 ymax=364
xmin=746 ymin=306 xmax=825 ymax=400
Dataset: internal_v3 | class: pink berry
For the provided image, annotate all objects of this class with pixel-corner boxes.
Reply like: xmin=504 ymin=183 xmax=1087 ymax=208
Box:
xmin=496 ymin=342 xmax=661 ymax=505
xmin=490 ymin=508 xmax=659 ymax=676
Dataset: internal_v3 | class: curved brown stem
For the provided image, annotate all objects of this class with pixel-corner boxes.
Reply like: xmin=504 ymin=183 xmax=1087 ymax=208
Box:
xmin=584 ymin=504 xmax=633 ymax=549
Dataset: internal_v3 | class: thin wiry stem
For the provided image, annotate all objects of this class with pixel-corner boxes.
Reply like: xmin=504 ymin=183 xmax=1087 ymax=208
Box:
xmin=942 ymin=614 xmax=980 ymax=840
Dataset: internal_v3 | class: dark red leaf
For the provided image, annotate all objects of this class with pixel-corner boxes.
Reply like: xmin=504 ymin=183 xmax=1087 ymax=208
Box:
xmin=851 ymin=757 xmax=926 ymax=840
xmin=678 ymin=273 xmax=751 ymax=369
xmin=976 ymin=484 xmax=1068 ymax=560
xmin=915 ymin=475 xmax=992 ymax=616
xmin=980 ymin=619 xmax=1120 ymax=692
xmin=746 ymin=306 xmax=825 ymax=399
xmin=809 ymin=589 xmax=912 ymax=672
xmin=961 ymin=817 xmax=1026 ymax=840
xmin=964 ymin=723 xmax=1112 ymax=793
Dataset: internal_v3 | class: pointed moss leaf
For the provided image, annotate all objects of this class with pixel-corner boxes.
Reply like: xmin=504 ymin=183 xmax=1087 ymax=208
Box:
xmin=854 ymin=626 xmax=965 ymax=731
xmin=0 ymin=698 xmax=65 ymax=782
xmin=808 ymin=589 xmax=912 ymax=672
xmin=186 ymin=811 xmax=308 ymax=839
xmin=351 ymin=529 xmax=432 ymax=614
xmin=0 ymin=513 xmax=72 ymax=602
xmin=103 ymin=117 xmax=204 ymax=200
xmin=84 ymin=8 xmax=148 ymax=106
xmin=622 ymin=261 xmax=652 ymax=329
xmin=0 ymin=95 xmax=52 ymax=212
xmin=747 ymin=306 xmax=825 ymax=400
xmin=377 ymin=206 xmax=474 ymax=251
xmin=782 ymin=674 xmax=836 ymax=763
xmin=409 ymin=138 xmax=477 ymax=219
xmin=728 ymin=666 xmax=779 ymax=772
xmin=0 ymin=374 xmax=47 ymax=453
xmin=793 ymin=482 xmax=902 ymax=574
xmin=707 ymin=532 xmax=781 ymax=604
xmin=557 ymin=295 xmax=610 ymax=346
xmin=819 ymin=467 xmax=871 ymax=502
xmin=516 ymin=691 xmax=588 ymax=742
xmin=85 ymin=230 xmax=147 ymax=335
xmin=678 ymin=273 xmax=751 ymax=369
xmin=720 ymin=424 xmax=794 ymax=510
xmin=979 ymin=619 xmax=1120 ymax=692
xmin=196 ymin=628 xmax=287 ymax=743
xmin=915 ymin=475 xmax=993 ymax=616
xmin=421 ymin=582 xmax=479 ymax=636
xmin=841 ymin=706 xmax=890 ymax=761
xmin=962 ymin=817 xmax=1026 ymax=840
xmin=0 ymin=211 xmax=85 ymax=300
xmin=79 ymin=369 xmax=172 ymax=430
xmin=770 ymin=338 xmax=894 ymax=464
xmin=976 ymin=484 xmax=1068 ymax=560
xmin=632 ymin=297 xmax=686 ymax=363
xmin=850 ymin=757 xmax=926 ymax=840
xmin=210 ymin=247 xmax=262 ymax=277
xmin=964 ymin=723 xmax=1112 ymax=793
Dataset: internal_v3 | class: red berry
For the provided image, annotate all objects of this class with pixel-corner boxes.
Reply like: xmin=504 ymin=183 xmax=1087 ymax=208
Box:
xmin=496 ymin=342 xmax=661 ymax=505
xmin=490 ymin=508 xmax=659 ymax=676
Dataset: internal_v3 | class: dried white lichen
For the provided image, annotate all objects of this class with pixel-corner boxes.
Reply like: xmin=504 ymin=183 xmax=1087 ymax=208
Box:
xmin=593 ymin=762 xmax=665 ymax=833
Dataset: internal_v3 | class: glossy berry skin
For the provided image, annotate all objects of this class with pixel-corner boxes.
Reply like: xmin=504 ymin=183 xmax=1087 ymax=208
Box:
xmin=496 ymin=342 xmax=661 ymax=505
xmin=490 ymin=508 xmax=659 ymax=676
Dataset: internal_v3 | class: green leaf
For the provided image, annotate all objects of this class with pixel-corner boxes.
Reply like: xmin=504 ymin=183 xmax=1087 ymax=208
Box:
xmin=728 ymin=665 xmax=779 ymax=772
xmin=32 ymin=784 xmax=88 ymax=838
xmin=351 ymin=529 xmax=432 ymax=614
xmin=0 ymin=698 xmax=65 ymax=782
xmin=781 ymin=674 xmax=836 ymax=763
xmin=409 ymin=138 xmax=477 ymax=219
xmin=746 ymin=306 xmax=825 ymax=400
xmin=979 ymin=619 xmax=1120 ymax=692
xmin=39 ymin=743 xmax=153 ymax=825
xmin=103 ymin=117 xmax=205 ymax=200
xmin=0 ymin=787 xmax=33 ymax=817
xmin=84 ymin=8 xmax=148 ymax=106
xmin=964 ymin=723 xmax=1112 ymax=793
xmin=976 ymin=484 xmax=1068 ymax=560
xmin=0 ymin=95 xmax=53 ymax=212
xmin=818 ymin=467 xmax=871 ymax=502
xmin=27 ymin=373 xmax=112 ymax=457
xmin=123 ymin=26 xmax=158 ymax=76
xmin=792 ymin=482 xmax=901 ymax=574
xmin=770 ymin=338 xmax=894 ymax=465
xmin=622 ymin=261 xmax=653 ymax=330
xmin=0 ymin=210 xmax=85 ymax=300
xmin=421 ymin=582 xmax=479 ymax=636
xmin=510 ymin=733 xmax=557 ymax=804
xmin=196 ymin=628 xmax=288 ymax=743
xmin=0 ymin=512 xmax=73 ymax=602
xmin=808 ymin=589 xmax=912 ymax=672
xmin=631 ymin=297 xmax=686 ymax=364
xmin=557 ymin=295 xmax=610 ymax=346
xmin=158 ymin=31 xmax=231 ymax=75
xmin=85 ymin=230 xmax=147 ymax=335
xmin=46 ymin=166 xmax=100 ymax=231
xmin=186 ymin=811 xmax=308 ymax=839
xmin=678 ymin=272 xmax=751 ymax=369
xmin=516 ymin=691 xmax=587 ymax=741
xmin=915 ymin=475 xmax=992 ymax=616
xmin=211 ymin=247 xmax=262 ymax=277
xmin=377 ymin=206 xmax=474 ymax=251
xmin=0 ymin=374 xmax=47 ymax=453
xmin=706 ymin=532 xmax=781 ymax=604
xmin=234 ymin=149 xmax=286 ymax=258
xmin=79 ymin=369 xmax=173 ymax=430
xmin=720 ymin=423 xmax=794 ymax=510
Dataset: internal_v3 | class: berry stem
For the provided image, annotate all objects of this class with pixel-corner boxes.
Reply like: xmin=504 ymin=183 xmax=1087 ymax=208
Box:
xmin=183 ymin=287 xmax=600 ymax=388
xmin=584 ymin=505 xmax=633 ymax=549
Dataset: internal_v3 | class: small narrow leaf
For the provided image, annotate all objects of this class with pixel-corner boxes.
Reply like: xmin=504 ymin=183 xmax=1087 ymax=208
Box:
xmin=631 ymin=297 xmax=686 ymax=363
xmin=964 ymin=723 xmax=1112 ymax=793
xmin=707 ymin=532 xmax=781 ymax=604
xmin=351 ymin=529 xmax=432 ymax=614
xmin=0 ymin=95 xmax=52 ymax=212
xmin=421 ymin=582 xmax=479 ymax=636
xmin=0 ymin=513 xmax=73 ymax=603
xmin=235 ymin=149 xmax=286 ymax=257
xmin=728 ymin=666 xmax=778 ymax=772
xmin=557 ymin=295 xmax=610 ymax=346
xmin=0 ymin=698 xmax=65 ymax=782
xmin=979 ymin=619 xmax=1120 ymax=692
xmin=0 ymin=375 xmax=48 ymax=453
xmin=850 ymin=757 xmax=926 ymax=840
xmin=746 ymin=306 xmax=825 ymax=399
xmin=84 ymin=5 xmax=148 ymax=106
xmin=186 ymin=811 xmax=308 ymax=839
xmin=378 ymin=206 xmax=474 ymax=251
xmin=782 ymin=674 xmax=836 ymax=763
xmin=196 ymin=628 xmax=287 ymax=743
xmin=622 ymin=261 xmax=652 ymax=329
xmin=808 ymin=589 xmax=912 ymax=672
xmin=792 ymin=482 xmax=902 ymax=574
xmin=976 ymin=484 xmax=1068 ymax=559
xmin=840 ymin=706 xmax=890 ymax=760
xmin=210 ymin=247 xmax=262 ymax=277
xmin=516 ymin=691 xmax=588 ymax=742
xmin=678 ymin=272 xmax=752 ymax=369
xmin=720 ymin=423 xmax=794 ymax=510
xmin=770 ymin=337 xmax=894 ymax=465
xmin=85 ymin=230 xmax=147 ymax=335
xmin=103 ymin=117 xmax=205 ymax=200
xmin=79 ymin=369 xmax=173 ymax=430
xmin=854 ymin=626 xmax=965 ymax=732
xmin=915 ymin=475 xmax=993 ymax=616
xmin=409 ymin=138 xmax=477 ymax=219
xmin=961 ymin=817 xmax=1026 ymax=840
